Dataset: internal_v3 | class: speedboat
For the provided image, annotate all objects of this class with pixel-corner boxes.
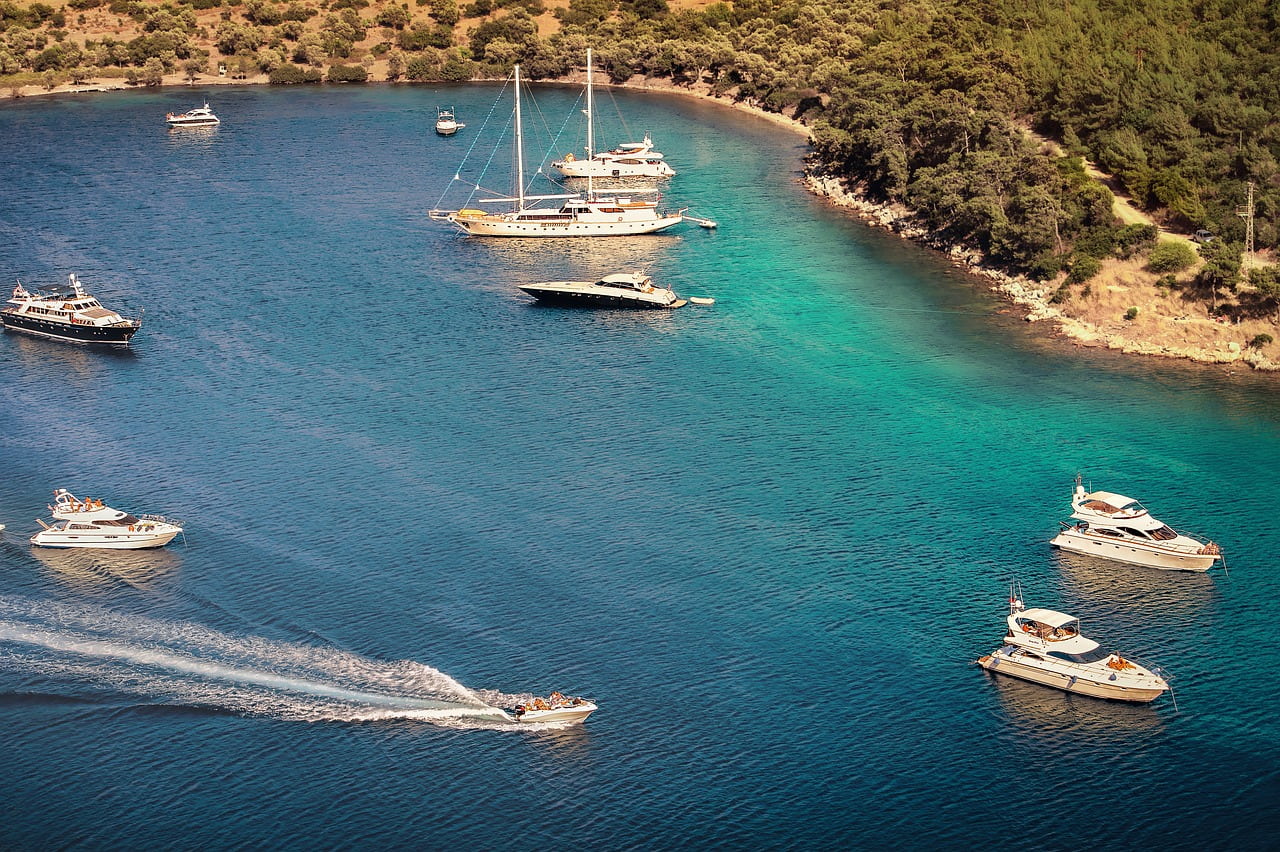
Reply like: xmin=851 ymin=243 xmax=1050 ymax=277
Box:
xmin=506 ymin=692 xmax=597 ymax=724
xmin=2 ymin=274 xmax=142 ymax=345
xmin=977 ymin=584 xmax=1170 ymax=703
xmin=166 ymin=103 xmax=219 ymax=127
xmin=435 ymin=107 xmax=464 ymax=136
xmin=518 ymin=271 xmax=686 ymax=309
xmin=1049 ymin=475 xmax=1222 ymax=571
xmin=31 ymin=489 xmax=183 ymax=549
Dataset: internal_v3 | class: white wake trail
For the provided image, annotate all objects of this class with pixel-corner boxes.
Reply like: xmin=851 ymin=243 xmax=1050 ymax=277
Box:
xmin=0 ymin=597 xmax=522 ymax=726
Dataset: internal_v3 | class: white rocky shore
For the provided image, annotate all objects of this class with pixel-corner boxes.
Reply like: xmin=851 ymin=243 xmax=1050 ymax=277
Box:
xmin=805 ymin=172 xmax=1279 ymax=371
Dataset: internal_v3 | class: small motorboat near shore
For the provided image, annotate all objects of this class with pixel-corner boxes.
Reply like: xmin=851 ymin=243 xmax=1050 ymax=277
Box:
xmin=505 ymin=692 xmax=596 ymax=724
xmin=1049 ymin=474 xmax=1222 ymax=571
xmin=166 ymin=103 xmax=219 ymax=127
xmin=31 ymin=489 xmax=183 ymax=550
xmin=977 ymin=584 xmax=1170 ymax=703
xmin=2 ymin=275 xmax=142 ymax=345
xmin=518 ymin=271 xmax=686 ymax=309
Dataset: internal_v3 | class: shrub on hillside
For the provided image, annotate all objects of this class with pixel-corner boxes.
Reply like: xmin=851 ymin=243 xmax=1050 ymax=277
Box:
xmin=1146 ymin=241 xmax=1197 ymax=274
xmin=268 ymin=61 xmax=321 ymax=82
xmin=1066 ymin=254 xmax=1101 ymax=285
xmin=327 ymin=62 xmax=367 ymax=81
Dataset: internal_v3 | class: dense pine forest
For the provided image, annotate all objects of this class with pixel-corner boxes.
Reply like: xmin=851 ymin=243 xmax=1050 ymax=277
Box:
xmin=3 ymin=0 xmax=1279 ymax=319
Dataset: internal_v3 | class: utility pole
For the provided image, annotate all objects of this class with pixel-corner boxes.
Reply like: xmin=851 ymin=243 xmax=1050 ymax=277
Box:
xmin=1237 ymin=180 xmax=1256 ymax=260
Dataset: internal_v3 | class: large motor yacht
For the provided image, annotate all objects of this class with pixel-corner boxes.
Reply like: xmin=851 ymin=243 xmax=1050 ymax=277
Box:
xmin=1049 ymin=475 xmax=1222 ymax=571
xmin=505 ymin=692 xmax=597 ymax=724
xmin=518 ymin=271 xmax=686 ymax=309
xmin=31 ymin=489 xmax=183 ymax=549
xmin=2 ymin=275 xmax=142 ymax=345
xmin=977 ymin=585 xmax=1170 ymax=703
xmin=166 ymin=103 xmax=219 ymax=127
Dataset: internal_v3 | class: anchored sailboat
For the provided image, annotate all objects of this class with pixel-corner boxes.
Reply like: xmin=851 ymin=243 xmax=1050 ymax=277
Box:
xmin=429 ymin=64 xmax=687 ymax=237
xmin=551 ymin=49 xmax=675 ymax=180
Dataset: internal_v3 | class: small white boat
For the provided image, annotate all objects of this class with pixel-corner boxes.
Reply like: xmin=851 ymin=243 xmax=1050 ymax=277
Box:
xmin=506 ymin=692 xmax=597 ymax=724
xmin=1049 ymin=475 xmax=1222 ymax=571
xmin=166 ymin=103 xmax=219 ymax=127
xmin=30 ymin=489 xmax=183 ymax=550
xmin=977 ymin=584 xmax=1170 ymax=703
xmin=519 ymin=271 xmax=685 ymax=309
xmin=435 ymin=107 xmax=464 ymax=136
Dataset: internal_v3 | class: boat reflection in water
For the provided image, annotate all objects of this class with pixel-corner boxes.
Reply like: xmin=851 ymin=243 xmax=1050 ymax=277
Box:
xmin=984 ymin=671 xmax=1166 ymax=742
xmin=28 ymin=543 xmax=182 ymax=590
xmin=1055 ymin=550 xmax=1218 ymax=617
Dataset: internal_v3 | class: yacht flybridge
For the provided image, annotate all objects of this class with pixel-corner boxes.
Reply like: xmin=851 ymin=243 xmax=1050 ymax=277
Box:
xmin=1050 ymin=475 xmax=1222 ymax=571
xmin=429 ymin=63 xmax=700 ymax=237
xmin=551 ymin=50 xmax=675 ymax=179
xmin=31 ymin=489 xmax=183 ymax=550
xmin=977 ymin=584 xmax=1170 ymax=703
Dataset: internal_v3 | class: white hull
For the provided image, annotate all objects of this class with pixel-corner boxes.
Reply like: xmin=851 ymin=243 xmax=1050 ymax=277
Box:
xmin=556 ymin=161 xmax=673 ymax=179
xmin=510 ymin=703 xmax=596 ymax=724
xmin=1051 ymin=528 xmax=1217 ymax=571
xmin=167 ymin=118 xmax=219 ymax=127
xmin=455 ymin=213 xmax=682 ymax=237
xmin=31 ymin=528 xmax=181 ymax=549
xmin=979 ymin=652 xmax=1166 ymax=703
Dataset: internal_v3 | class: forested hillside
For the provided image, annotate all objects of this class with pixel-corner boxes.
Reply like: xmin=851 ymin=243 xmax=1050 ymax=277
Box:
xmin=3 ymin=0 xmax=1279 ymax=318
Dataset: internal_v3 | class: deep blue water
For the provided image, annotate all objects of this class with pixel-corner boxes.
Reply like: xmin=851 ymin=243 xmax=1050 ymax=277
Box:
xmin=1 ymin=84 xmax=1278 ymax=849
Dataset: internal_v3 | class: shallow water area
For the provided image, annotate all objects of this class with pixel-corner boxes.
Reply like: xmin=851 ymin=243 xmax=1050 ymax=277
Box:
xmin=1 ymin=84 xmax=1279 ymax=849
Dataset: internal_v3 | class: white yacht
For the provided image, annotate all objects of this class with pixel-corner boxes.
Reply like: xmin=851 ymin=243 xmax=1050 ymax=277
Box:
xmin=551 ymin=50 xmax=675 ymax=179
xmin=166 ymin=103 xmax=219 ymax=127
xmin=505 ymin=692 xmax=597 ymax=724
xmin=429 ymin=64 xmax=685 ymax=237
xmin=31 ymin=489 xmax=183 ymax=550
xmin=2 ymin=274 xmax=142 ymax=345
xmin=1049 ymin=475 xmax=1222 ymax=571
xmin=435 ymin=107 xmax=464 ymax=136
xmin=518 ymin=271 xmax=686 ymax=309
xmin=977 ymin=585 xmax=1170 ymax=703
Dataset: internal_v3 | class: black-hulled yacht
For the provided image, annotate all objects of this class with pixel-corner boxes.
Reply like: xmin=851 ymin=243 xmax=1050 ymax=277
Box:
xmin=2 ymin=274 xmax=142 ymax=345
xmin=518 ymin=271 xmax=686 ymax=309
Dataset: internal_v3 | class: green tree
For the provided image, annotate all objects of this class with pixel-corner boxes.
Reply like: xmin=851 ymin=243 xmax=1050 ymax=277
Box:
xmin=1146 ymin=240 xmax=1197 ymax=274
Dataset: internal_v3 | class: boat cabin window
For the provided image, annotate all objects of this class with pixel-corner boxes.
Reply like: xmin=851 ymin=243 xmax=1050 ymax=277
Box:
xmin=1093 ymin=528 xmax=1124 ymax=538
xmin=1048 ymin=647 xmax=1111 ymax=664
xmin=96 ymin=515 xmax=141 ymax=526
xmin=1150 ymin=524 xmax=1177 ymax=541
xmin=1118 ymin=526 xmax=1150 ymax=539
xmin=69 ymin=523 xmax=96 ymax=530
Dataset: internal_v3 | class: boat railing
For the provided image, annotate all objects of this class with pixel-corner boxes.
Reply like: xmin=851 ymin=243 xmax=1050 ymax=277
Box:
xmin=140 ymin=513 xmax=184 ymax=528
xmin=1072 ymin=523 xmax=1216 ymax=555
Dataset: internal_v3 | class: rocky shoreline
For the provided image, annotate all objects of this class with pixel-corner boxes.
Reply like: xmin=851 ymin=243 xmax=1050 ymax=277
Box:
xmin=804 ymin=171 xmax=1280 ymax=372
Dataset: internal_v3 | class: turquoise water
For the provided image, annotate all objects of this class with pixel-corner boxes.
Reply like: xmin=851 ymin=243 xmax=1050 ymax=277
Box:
xmin=1 ymin=84 xmax=1278 ymax=848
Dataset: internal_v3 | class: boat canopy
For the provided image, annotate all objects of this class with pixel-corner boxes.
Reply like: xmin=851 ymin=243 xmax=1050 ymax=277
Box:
xmin=1081 ymin=491 xmax=1140 ymax=510
xmin=599 ymin=272 xmax=646 ymax=286
xmin=1015 ymin=608 xmax=1077 ymax=628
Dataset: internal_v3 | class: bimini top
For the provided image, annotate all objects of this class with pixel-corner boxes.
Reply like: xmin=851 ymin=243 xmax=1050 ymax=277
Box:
xmin=1014 ymin=608 xmax=1077 ymax=629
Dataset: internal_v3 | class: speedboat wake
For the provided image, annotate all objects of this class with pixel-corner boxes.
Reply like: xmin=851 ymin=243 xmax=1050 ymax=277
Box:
xmin=0 ymin=596 xmax=541 ymax=727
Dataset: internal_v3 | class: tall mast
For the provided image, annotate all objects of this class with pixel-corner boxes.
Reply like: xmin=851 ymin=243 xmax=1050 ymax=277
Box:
xmin=586 ymin=48 xmax=594 ymax=198
xmin=514 ymin=64 xmax=525 ymax=212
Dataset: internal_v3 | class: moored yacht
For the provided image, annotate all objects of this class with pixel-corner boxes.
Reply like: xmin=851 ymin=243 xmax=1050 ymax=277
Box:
xmin=551 ymin=50 xmax=674 ymax=179
xmin=429 ymin=64 xmax=686 ymax=237
xmin=506 ymin=692 xmax=597 ymax=724
xmin=435 ymin=107 xmax=464 ymax=136
xmin=2 ymin=275 xmax=142 ymax=345
xmin=166 ymin=103 xmax=219 ymax=127
xmin=1049 ymin=475 xmax=1222 ymax=571
xmin=518 ymin=271 xmax=686 ymax=308
xmin=31 ymin=489 xmax=183 ymax=549
xmin=976 ymin=585 xmax=1170 ymax=703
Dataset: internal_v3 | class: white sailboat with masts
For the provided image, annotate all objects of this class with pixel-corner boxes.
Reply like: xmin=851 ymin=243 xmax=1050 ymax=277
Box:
xmin=429 ymin=64 xmax=685 ymax=237
xmin=552 ymin=49 xmax=675 ymax=179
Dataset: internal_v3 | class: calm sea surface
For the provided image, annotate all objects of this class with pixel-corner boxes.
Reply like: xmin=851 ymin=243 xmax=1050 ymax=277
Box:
xmin=1 ymin=84 xmax=1278 ymax=849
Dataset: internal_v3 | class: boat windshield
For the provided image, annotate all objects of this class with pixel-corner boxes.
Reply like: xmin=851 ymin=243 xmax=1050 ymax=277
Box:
xmin=1149 ymin=524 xmax=1178 ymax=541
xmin=1048 ymin=647 xmax=1113 ymax=664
